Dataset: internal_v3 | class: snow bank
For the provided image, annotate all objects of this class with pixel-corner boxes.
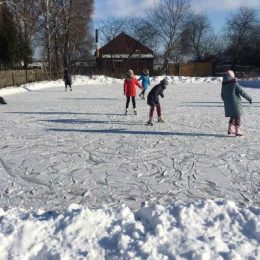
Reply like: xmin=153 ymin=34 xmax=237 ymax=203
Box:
xmin=0 ymin=75 xmax=223 ymax=97
xmin=0 ymin=200 xmax=259 ymax=259
xmin=2 ymin=75 xmax=260 ymax=97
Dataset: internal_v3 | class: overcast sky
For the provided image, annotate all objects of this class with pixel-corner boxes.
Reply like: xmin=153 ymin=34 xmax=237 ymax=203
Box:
xmin=94 ymin=0 xmax=260 ymax=32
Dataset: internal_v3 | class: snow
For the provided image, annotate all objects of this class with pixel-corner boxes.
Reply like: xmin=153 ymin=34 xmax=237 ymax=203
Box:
xmin=0 ymin=75 xmax=259 ymax=259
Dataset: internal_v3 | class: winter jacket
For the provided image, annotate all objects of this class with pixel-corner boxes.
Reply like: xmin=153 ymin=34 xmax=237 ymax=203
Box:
xmin=123 ymin=78 xmax=142 ymax=97
xmin=64 ymin=70 xmax=72 ymax=85
xmin=221 ymin=79 xmax=252 ymax=117
xmin=147 ymin=83 xmax=165 ymax=106
xmin=138 ymin=74 xmax=150 ymax=90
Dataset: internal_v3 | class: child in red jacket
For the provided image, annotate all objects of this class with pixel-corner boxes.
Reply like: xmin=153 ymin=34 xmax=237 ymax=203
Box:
xmin=123 ymin=69 xmax=143 ymax=115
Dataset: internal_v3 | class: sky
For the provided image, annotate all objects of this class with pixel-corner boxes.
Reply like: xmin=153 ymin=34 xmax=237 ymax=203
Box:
xmin=94 ymin=0 xmax=260 ymax=33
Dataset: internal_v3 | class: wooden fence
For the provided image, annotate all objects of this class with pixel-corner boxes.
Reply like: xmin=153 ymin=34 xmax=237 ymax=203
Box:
xmin=167 ymin=62 xmax=213 ymax=77
xmin=0 ymin=69 xmax=50 ymax=89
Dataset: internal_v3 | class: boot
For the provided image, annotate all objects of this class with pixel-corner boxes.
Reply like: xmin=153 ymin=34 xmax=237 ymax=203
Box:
xmin=125 ymin=108 xmax=128 ymax=115
xmin=235 ymin=125 xmax=244 ymax=136
xmin=147 ymin=117 xmax=153 ymax=125
xmin=134 ymin=108 xmax=137 ymax=115
xmin=228 ymin=123 xmax=235 ymax=135
xmin=158 ymin=116 xmax=165 ymax=123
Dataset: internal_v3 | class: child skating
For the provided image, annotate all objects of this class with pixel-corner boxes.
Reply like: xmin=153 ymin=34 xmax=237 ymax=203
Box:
xmin=138 ymin=69 xmax=150 ymax=99
xmin=64 ymin=68 xmax=72 ymax=91
xmin=221 ymin=70 xmax=252 ymax=136
xmin=123 ymin=69 xmax=143 ymax=115
xmin=147 ymin=78 xmax=168 ymax=125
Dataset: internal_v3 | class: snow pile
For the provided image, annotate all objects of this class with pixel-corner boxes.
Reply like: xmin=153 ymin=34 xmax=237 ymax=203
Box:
xmin=2 ymin=75 xmax=260 ymax=97
xmin=152 ymin=75 xmax=222 ymax=84
xmin=0 ymin=200 xmax=259 ymax=259
xmin=0 ymin=75 xmax=223 ymax=97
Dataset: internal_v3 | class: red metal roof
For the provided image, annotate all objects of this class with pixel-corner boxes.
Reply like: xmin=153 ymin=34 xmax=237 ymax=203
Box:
xmin=99 ymin=32 xmax=153 ymax=55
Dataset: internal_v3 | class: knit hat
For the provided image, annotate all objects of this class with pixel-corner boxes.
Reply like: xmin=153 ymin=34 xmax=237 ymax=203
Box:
xmin=160 ymin=78 xmax=169 ymax=88
xmin=223 ymin=70 xmax=235 ymax=82
xmin=127 ymin=69 xmax=134 ymax=79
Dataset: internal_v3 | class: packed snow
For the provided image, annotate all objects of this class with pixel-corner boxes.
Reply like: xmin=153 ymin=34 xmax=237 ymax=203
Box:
xmin=0 ymin=75 xmax=259 ymax=259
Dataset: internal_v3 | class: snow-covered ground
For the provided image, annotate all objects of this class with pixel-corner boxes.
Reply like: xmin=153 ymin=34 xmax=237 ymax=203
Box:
xmin=0 ymin=75 xmax=259 ymax=259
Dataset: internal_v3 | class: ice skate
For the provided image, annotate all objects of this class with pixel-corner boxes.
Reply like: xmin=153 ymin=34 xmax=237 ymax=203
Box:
xmin=134 ymin=108 xmax=137 ymax=115
xmin=125 ymin=109 xmax=128 ymax=115
xmin=0 ymin=97 xmax=7 ymax=104
xmin=228 ymin=123 xmax=235 ymax=135
xmin=235 ymin=126 xmax=244 ymax=137
xmin=146 ymin=121 xmax=153 ymax=126
xmin=158 ymin=117 xmax=165 ymax=123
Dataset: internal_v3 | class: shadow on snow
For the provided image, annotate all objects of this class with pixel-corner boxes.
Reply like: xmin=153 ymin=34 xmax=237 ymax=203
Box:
xmin=47 ymin=127 xmax=228 ymax=138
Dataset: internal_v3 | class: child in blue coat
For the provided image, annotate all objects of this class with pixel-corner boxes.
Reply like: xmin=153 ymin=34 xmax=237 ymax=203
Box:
xmin=138 ymin=69 xmax=150 ymax=100
xmin=221 ymin=70 xmax=252 ymax=136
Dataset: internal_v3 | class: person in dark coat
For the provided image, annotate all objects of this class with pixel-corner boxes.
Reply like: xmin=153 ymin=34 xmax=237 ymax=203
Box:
xmin=123 ymin=69 xmax=143 ymax=115
xmin=64 ymin=68 xmax=72 ymax=91
xmin=221 ymin=70 xmax=252 ymax=136
xmin=146 ymin=78 xmax=168 ymax=125
xmin=0 ymin=97 xmax=7 ymax=104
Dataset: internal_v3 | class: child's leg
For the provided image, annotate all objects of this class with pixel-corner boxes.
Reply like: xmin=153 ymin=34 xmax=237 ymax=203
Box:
xmin=234 ymin=117 xmax=243 ymax=136
xmin=234 ymin=117 xmax=241 ymax=126
xmin=132 ymin=97 xmax=137 ymax=115
xmin=126 ymin=97 xmax=130 ymax=108
xmin=131 ymin=96 xmax=136 ymax=108
xmin=125 ymin=97 xmax=130 ymax=115
xmin=156 ymin=104 xmax=161 ymax=117
xmin=229 ymin=117 xmax=235 ymax=125
xmin=149 ymin=106 xmax=155 ymax=117
xmin=147 ymin=105 xmax=154 ymax=125
xmin=228 ymin=117 xmax=236 ymax=134
xmin=156 ymin=104 xmax=165 ymax=122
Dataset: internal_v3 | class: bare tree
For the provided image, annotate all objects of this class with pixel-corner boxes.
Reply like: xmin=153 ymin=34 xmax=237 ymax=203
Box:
xmin=5 ymin=0 xmax=39 ymax=69
xmin=56 ymin=0 xmax=93 ymax=69
xmin=127 ymin=17 xmax=158 ymax=53
xmin=97 ymin=16 xmax=158 ymax=54
xmin=37 ymin=0 xmax=93 ymax=76
xmin=225 ymin=5 xmax=258 ymax=65
xmin=98 ymin=17 xmax=127 ymax=44
xmin=146 ymin=0 xmax=191 ymax=72
xmin=183 ymin=13 xmax=221 ymax=61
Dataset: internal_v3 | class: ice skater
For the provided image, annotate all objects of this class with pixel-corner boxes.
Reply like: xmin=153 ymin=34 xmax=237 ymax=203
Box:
xmin=64 ymin=68 xmax=72 ymax=91
xmin=221 ymin=70 xmax=252 ymax=136
xmin=0 ymin=97 xmax=7 ymax=104
xmin=138 ymin=69 xmax=150 ymax=100
xmin=123 ymin=69 xmax=143 ymax=115
xmin=146 ymin=78 xmax=168 ymax=125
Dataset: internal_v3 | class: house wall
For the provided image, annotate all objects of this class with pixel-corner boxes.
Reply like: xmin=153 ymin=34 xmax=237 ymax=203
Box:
xmin=98 ymin=58 xmax=153 ymax=77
